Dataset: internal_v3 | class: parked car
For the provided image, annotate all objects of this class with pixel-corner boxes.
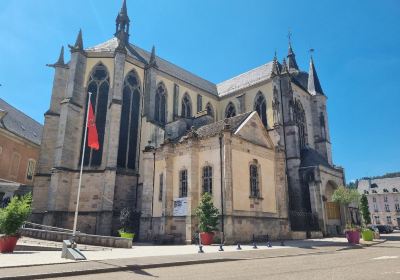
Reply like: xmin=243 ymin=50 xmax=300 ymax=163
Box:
xmin=373 ymin=225 xmax=392 ymax=233
xmin=384 ymin=225 xmax=394 ymax=233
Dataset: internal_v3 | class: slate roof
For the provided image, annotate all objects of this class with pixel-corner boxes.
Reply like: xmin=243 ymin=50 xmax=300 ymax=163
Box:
xmin=0 ymin=98 xmax=43 ymax=145
xmin=217 ymin=62 xmax=274 ymax=97
xmin=191 ymin=111 xmax=252 ymax=139
xmin=358 ymin=177 xmax=400 ymax=194
xmin=86 ymin=38 xmax=318 ymax=98
xmin=307 ymin=58 xmax=324 ymax=95
xmin=300 ymin=147 xmax=331 ymax=169
xmin=86 ymin=38 xmax=218 ymax=95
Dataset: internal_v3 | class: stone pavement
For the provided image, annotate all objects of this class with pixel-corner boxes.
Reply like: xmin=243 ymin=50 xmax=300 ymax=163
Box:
xmin=0 ymin=237 xmax=386 ymax=279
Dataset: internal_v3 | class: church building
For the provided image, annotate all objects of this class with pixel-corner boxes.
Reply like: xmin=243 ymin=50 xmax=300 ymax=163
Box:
xmin=31 ymin=0 xmax=345 ymax=243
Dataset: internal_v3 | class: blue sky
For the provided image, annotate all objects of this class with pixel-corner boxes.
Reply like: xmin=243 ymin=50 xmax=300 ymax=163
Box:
xmin=0 ymin=0 xmax=399 ymax=181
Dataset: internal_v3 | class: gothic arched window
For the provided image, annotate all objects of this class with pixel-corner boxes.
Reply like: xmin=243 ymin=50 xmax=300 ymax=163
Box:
xmin=117 ymin=70 xmax=141 ymax=169
xmin=225 ymin=102 xmax=236 ymax=118
xmin=294 ymin=100 xmax=307 ymax=149
xmin=254 ymin=92 xmax=268 ymax=127
xmin=155 ymin=83 xmax=167 ymax=125
xmin=83 ymin=63 xmax=109 ymax=167
xmin=181 ymin=93 xmax=192 ymax=118
xmin=206 ymin=102 xmax=214 ymax=119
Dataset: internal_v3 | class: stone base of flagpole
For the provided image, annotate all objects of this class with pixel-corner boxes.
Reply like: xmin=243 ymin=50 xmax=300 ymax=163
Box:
xmin=61 ymin=239 xmax=86 ymax=261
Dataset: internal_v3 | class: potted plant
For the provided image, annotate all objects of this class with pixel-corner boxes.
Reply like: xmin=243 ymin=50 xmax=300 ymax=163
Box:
xmin=332 ymin=186 xmax=360 ymax=244
xmin=195 ymin=192 xmax=219 ymax=245
xmin=118 ymin=207 xmax=135 ymax=239
xmin=359 ymin=194 xmax=373 ymax=241
xmin=344 ymin=224 xmax=361 ymax=244
xmin=0 ymin=194 xmax=32 ymax=253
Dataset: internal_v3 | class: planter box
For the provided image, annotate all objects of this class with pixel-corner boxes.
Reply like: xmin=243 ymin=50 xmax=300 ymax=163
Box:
xmin=0 ymin=235 xmax=19 ymax=253
xmin=346 ymin=230 xmax=360 ymax=244
xmin=362 ymin=230 xmax=374 ymax=241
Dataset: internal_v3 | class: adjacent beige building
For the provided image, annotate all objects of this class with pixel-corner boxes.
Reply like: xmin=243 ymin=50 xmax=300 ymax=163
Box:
xmin=358 ymin=175 xmax=400 ymax=227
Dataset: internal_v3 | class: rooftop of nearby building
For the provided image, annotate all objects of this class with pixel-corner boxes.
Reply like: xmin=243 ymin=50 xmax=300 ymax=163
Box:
xmin=358 ymin=175 xmax=400 ymax=195
xmin=0 ymin=98 xmax=43 ymax=146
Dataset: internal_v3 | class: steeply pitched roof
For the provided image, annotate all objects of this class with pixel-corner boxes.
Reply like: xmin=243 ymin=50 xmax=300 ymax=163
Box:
xmin=0 ymin=98 xmax=43 ymax=145
xmin=300 ymin=147 xmax=331 ymax=169
xmin=86 ymin=38 xmax=218 ymax=96
xmin=307 ymin=57 xmax=324 ymax=95
xmin=217 ymin=62 xmax=274 ymax=97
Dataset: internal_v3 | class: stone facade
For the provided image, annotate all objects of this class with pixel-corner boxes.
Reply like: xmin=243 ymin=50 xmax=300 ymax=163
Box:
xmin=31 ymin=1 xmax=345 ymax=239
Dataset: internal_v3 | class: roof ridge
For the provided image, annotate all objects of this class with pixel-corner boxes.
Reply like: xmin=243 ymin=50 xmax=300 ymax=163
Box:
xmin=131 ymin=43 xmax=217 ymax=88
xmin=0 ymin=98 xmax=42 ymax=126
xmin=217 ymin=61 xmax=274 ymax=86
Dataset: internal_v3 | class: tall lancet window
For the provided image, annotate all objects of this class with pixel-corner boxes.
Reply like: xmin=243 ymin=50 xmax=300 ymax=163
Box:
xmin=254 ymin=92 xmax=268 ymax=127
xmin=117 ymin=70 xmax=141 ymax=169
xmin=154 ymin=83 xmax=167 ymax=125
xmin=206 ymin=102 xmax=214 ymax=119
xmin=225 ymin=102 xmax=236 ymax=118
xmin=83 ymin=63 xmax=109 ymax=167
xmin=294 ymin=100 xmax=307 ymax=149
xmin=181 ymin=93 xmax=192 ymax=118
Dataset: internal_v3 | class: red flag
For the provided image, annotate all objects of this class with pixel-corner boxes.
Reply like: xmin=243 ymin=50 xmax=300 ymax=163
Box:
xmin=87 ymin=101 xmax=99 ymax=150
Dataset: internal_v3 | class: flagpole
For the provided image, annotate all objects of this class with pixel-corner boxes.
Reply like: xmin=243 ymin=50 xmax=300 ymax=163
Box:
xmin=72 ymin=92 xmax=92 ymax=239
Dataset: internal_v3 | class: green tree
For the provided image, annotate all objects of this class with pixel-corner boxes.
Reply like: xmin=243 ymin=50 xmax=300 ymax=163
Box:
xmin=0 ymin=194 xmax=32 ymax=236
xmin=332 ymin=186 xmax=360 ymax=226
xmin=195 ymin=192 xmax=219 ymax=233
xmin=359 ymin=194 xmax=371 ymax=225
xmin=332 ymin=186 xmax=360 ymax=205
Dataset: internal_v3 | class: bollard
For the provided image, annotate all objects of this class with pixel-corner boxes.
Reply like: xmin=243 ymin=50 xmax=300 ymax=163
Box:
xmin=219 ymin=244 xmax=224 ymax=251
xmin=252 ymin=234 xmax=258 ymax=249
xmin=198 ymin=232 xmax=204 ymax=253
xmin=237 ymin=243 xmax=242 ymax=250
xmin=198 ymin=245 xmax=204 ymax=253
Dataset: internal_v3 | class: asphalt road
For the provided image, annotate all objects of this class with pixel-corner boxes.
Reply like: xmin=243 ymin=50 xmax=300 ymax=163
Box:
xmin=51 ymin=233 xmax=400 ymax=280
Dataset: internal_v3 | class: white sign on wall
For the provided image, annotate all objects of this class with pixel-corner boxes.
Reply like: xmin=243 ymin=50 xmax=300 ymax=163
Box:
xmin=173 ymin=197 xmax=188 ymax=216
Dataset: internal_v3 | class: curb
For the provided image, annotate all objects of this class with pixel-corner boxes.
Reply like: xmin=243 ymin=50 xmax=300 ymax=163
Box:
xmin=0 ymin=258 xmax=243 ymax=280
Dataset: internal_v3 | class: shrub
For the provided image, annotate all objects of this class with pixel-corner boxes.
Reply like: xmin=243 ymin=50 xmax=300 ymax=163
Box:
xmin=119 ymin=207 xmax=135 ymax=233
xmin=0 ymin=194 xmax=32 ymax=236
xmin=195 ymin=192 xmax=219 ymax=233
xmin=359 ymin=194 xmax=371 ymax=225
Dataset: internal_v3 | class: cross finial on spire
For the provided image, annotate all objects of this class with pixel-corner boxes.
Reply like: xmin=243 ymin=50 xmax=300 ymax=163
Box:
xmin=288 ymin=29 xmax=292 ymax=44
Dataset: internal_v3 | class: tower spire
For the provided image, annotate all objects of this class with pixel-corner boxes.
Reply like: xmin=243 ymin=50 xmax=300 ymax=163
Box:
xmin=286 ymin=30 xmax=299 ymax=71
xmin=68 ymin=29 xmax=84 ymax=53
xmin=46 ymin=46 xmax=68 ymax=68
xmin=307 ymin=50 xmax=324 ymax=95
xmin=149 ymin=45 xmax=158 ymax=67
xmin=115 ymin=0 xmax=130 ymax=41
xmin=271 ymin=50 xmax=280 ymax=76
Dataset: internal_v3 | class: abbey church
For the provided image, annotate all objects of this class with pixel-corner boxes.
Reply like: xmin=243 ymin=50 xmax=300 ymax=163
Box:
xmin=32 ymin=0 xmax=345 ymax=243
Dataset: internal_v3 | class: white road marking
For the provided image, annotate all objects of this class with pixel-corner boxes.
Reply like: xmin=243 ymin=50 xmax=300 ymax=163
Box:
xmin=373 ymin=256 xmax=399 ymax=260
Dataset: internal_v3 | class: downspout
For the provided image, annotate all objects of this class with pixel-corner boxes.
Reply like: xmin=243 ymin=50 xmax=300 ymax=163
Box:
xmin=219 ymin=134 xmax=224 ymax=243
xmin=150 ymin=150 xmax=156 ymax=233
